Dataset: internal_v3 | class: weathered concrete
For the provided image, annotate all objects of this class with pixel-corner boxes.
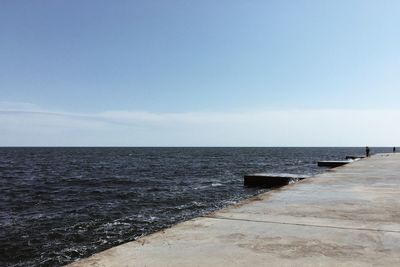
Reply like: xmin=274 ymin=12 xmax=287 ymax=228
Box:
xmin=244 ymin=173 xmax=308 ymax=187
xmin=68 ymin=154 xmax=400 ymax=267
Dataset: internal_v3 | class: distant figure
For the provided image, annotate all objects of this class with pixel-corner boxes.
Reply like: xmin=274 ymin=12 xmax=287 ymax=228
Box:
xmin=366 ymin=146 xmax=370 ymax=157
xmin=394 ymin=147 xmax=396 ymax=153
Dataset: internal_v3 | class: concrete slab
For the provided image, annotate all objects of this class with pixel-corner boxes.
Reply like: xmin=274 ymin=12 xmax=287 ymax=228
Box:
xmin=68 ymin=154 xmax=400 ymax=267
xmin=243 ymin=173 xmax=309 ymax=187
xmin=317 ymin=160 xmax=353 ymax=168
xmin=345 ymin=155 xmax=366 ymax=160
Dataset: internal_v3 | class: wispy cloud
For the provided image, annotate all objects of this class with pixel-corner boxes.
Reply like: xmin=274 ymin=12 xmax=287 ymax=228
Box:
xmin=0 ymin=101 xmax=43 ymax=111
xmin=0 ymin=103 xmax=399 ymax=146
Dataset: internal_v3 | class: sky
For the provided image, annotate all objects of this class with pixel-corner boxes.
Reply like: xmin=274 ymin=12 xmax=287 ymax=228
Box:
xmin=0 ymin=0 xmax=399 ymax=146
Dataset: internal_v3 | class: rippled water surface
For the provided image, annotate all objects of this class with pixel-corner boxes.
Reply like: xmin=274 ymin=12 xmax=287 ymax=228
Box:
xmin=0 ymin=147 xmax=391 ymax=266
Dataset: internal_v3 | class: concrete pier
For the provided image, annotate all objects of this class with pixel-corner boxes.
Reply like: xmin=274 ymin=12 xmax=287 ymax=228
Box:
xmin=69 ymin=154 xmax=400 ymax=267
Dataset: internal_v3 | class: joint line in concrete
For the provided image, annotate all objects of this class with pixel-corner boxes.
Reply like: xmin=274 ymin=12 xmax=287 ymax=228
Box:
xmin=203 ymin=215 xmax=400 ymax=234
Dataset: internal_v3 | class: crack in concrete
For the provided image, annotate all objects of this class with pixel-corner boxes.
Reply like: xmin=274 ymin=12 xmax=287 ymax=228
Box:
xmin=204 ymin=215 xmax=400 ymax=234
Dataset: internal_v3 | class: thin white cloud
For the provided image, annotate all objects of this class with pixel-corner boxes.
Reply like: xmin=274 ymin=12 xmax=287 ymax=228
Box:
xmin=0 ymin=101 xmax=42 ymax=111
xmin=0 ymin=104 xmax=399 ymax=146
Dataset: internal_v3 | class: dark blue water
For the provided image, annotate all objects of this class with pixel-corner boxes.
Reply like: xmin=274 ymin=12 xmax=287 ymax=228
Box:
xmin=0 ymin=147 xmax=391 ymax=266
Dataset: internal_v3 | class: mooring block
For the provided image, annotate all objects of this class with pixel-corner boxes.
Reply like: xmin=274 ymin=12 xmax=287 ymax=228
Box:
xmin=244 ymin=173 xmax=308 ymax=187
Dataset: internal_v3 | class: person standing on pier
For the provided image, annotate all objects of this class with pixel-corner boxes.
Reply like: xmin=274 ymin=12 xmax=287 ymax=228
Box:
xmin=366 ymin=146 xmax=370 ymax=157
xmin=394 ymin=147 xmax=396 ymax=153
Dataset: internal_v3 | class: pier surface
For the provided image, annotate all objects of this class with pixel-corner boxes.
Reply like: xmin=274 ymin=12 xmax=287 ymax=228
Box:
xmin=69 ymin=154 xmax=400 ymax=267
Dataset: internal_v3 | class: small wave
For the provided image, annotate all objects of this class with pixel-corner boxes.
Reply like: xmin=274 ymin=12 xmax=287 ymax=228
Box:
xmin=223 ymin=200 xmax=238 ymax=205
xmin=193 ymin=185 xmax=209 ymax=190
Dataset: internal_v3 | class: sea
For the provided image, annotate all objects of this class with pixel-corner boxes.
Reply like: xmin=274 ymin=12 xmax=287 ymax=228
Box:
xmin=0 ymin=147 xmax=392 ymax=266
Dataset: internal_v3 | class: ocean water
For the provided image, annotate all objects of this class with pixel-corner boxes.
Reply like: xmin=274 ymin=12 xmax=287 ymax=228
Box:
xmin=0 ymin=147 xmax=391 ymax=266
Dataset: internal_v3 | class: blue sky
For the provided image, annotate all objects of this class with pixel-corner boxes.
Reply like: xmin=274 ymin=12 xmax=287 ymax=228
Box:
xmin=1 ymin=1 xmax=399 ymax=146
